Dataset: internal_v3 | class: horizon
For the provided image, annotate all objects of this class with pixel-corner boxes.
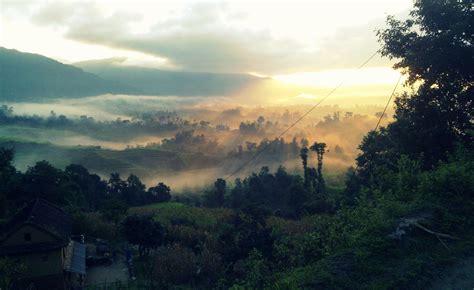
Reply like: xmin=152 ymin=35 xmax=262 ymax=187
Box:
xmin=0 ymin=0 xmax=411 ymax=103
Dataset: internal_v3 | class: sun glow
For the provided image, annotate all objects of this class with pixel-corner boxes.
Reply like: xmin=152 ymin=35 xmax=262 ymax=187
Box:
xmin=273 ymin=67 xmax=402 ymax=87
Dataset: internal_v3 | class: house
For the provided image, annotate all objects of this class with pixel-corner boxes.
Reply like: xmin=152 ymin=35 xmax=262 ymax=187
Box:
xmin=0 ymin=199 xmax=85 ymax=290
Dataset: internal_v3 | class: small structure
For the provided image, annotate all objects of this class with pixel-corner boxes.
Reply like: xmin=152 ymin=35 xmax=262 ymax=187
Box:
xmin=0 ymin=199 xmax=85 ymax=290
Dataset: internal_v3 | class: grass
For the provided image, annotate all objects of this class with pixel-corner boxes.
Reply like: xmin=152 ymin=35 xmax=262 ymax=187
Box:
xmin=128 ymin=202 xmax=233 ymax=229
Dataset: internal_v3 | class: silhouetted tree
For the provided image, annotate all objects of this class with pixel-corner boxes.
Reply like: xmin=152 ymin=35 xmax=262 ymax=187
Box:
xmin=0 ymin=148 xmax=16 ymax=217
xmin=148 ymin=182 xmax=171 ymax=203
xmin=22 ymin=160 xmax=76 ymax=205
xmin=65 ymin=164 xmax=107 ymax=210
xmin=357 ymin=0 xmax=474 ymax=177
xmin=204 ymin=178 xmax=226 ymax=207
xmin=125 ymin=174 xmax=147 ymax=205
xmin=122 ymin=214 xmax=164 ymax=256
xmin=108 ymin=173 xmax=126 ymax=197
xmin=310 ymin=142 xmax=327 ymax=193
xmin=300 ymin=147 xmax=309 ymax=189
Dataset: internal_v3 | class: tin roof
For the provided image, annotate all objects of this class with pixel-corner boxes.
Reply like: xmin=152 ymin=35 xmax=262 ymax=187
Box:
xmin=64 ymin=241 xmax=86 ymax=275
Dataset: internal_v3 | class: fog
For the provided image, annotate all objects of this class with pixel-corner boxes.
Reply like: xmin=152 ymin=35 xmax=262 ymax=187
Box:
xmin=1 ymin=93 xmax=394 ymax=191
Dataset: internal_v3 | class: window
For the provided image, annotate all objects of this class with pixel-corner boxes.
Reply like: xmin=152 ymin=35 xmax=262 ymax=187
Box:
xmin=24 ymin=233 xmax=31 ymax=241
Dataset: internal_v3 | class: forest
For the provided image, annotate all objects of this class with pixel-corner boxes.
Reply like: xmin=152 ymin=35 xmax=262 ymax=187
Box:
xmin=0 ymin=0 xmax=473 ymax=289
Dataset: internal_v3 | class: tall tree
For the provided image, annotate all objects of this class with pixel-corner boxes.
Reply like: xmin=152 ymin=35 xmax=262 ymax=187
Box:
xmin=124 ymin=174 xmax=147 ymax=205
xmin=310 ymin=142 xmax=327 ymax=193
xmin=108 ymin=173 xmax=127 ymax=198
xmin=361 ymin=0 xmax=474 ymax=171
xmin=300 ymin=147 xmax=309 ymax=189
xmin=205 ymin=178 xmax=226 ymax=207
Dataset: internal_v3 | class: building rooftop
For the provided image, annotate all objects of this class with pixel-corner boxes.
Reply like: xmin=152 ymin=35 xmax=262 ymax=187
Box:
xmin=0 ymin=199 xmax=72 ymax=254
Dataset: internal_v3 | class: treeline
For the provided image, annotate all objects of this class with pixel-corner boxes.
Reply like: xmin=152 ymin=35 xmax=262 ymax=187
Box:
xmin=0 ymin=106 xmax=188 ymax=141
xmin=0 ymin=148 xmax=170 ymax=219
xmin=203 ymin=141 xmax=331 ymax=218
xmin=141 ymin=131 xmax=311 ymax=164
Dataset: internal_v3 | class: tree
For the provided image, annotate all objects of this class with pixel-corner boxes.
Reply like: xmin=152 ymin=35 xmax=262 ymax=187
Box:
xmin=124 ymin=174 xmax=147 ymax=205
xmin=204 ymin=178 xmax=226 ymax=207
xmin=241 ymin=249 xmax=270 ymax=289
xmin=310 ymin=142 xmax=327 ymax=193
xmin=148 ymin=182 xmax=171 ymax=203
xmin=122 ymin=214 xmax=164 ymax=256
xmin=100 ymin=199 xmax=128 ymax=225
xmin=65 ymin=164 xmax=107 ymax=210
xmin=108 ymin=173 xmax=126 ymax=197
xmin=300 ymin=147 xmax=309 ymax=188
xmin=366 ymin=0 xmax=474 ymax=170
xmin=342 ymin=167 xmax=360 ymax=206
xmin=246 ymin=141 xmax=257 ymax=152
xmin=257 ymin=116 xmax=265 ymax=128
xmin=21 ymin=160 xmax=76 ymax=205
xmin=153 ymin=244 xmax=198 ymax=287
xmin=0 ymin=148 xmax=17 ymax=217
xmin=0 ymin=257 xmax=26 ymax=290
xmin=217 ymin=212 xmax=273 ymax=264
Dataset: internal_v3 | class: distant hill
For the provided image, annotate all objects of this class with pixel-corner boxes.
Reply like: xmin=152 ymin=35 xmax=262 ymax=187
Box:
xmin=75 ymin=58 xmax=263 ymax=96
xmin=0 ymin=47 xmax=140 ymax=101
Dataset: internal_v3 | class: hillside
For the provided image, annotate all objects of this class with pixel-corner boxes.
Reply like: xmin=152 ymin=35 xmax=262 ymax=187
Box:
xmin=0 ymin=47 xmax=140 ymax=101
xmin=75 ymin=58 xmax=263 ymax=96
xmin=0 ymin=139 xmax=224 ymax=181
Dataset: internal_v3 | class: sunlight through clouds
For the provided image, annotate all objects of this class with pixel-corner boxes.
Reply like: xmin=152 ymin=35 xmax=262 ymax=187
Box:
xmin=273 ymin=67 xmax=404 ymax=87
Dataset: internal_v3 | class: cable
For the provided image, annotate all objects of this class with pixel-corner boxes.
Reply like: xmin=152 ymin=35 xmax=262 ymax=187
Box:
xmin=374 ymin=74 xmax=403 ymax=131
xmin=224 ymin=50 xmax=380 ymax=181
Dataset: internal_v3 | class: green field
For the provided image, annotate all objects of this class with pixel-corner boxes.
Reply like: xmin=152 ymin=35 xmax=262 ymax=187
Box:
xmin=129 ymin=202 xmax=233 ymax=229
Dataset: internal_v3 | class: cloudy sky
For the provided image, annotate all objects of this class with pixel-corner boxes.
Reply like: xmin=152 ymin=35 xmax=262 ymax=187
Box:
xmin=1 ymin=0 xmax=412 ymax=91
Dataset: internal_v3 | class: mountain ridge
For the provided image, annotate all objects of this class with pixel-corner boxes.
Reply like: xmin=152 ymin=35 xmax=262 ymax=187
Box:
xmin=0 ymin=47 xmax=140 ymax=101
xmin=74 ymin=58 xmax=264 ymax=97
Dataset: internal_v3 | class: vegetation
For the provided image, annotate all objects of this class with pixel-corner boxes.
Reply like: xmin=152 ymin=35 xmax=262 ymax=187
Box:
xmin=0 ymin=0 xmax=472 ymax=289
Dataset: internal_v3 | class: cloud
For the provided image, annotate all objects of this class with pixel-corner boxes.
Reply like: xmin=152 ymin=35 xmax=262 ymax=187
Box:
xmin=30 ymin=2 xmax=396 ymax=74
xmin=31 ymin=2 xmax=75 ymax=26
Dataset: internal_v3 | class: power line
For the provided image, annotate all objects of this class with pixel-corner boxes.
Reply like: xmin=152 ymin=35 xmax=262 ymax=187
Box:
xmin=374 ymin=74 xmax=403 ymax=131
xmin=224 ymin=50 xmax=380 ymax=181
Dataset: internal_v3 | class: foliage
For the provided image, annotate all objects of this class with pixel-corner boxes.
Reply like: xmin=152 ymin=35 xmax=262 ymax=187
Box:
xmin=71 ymin=211 xmax=118 ymax=241
xmin=225 ymin=166 xmax=312 ymax=217
xmin=357 ymin=0 xmax=473 ymax=178
xmin=0 ymin=148 xmax=17 ymax=218
xmin=129 ymin=202 xmax=233 ymax=229
xmin=122 ymin=214 xmax=164 ymax=256
xmin=152 ymin=243 xmax=198 ymax=287
xmin=0 ymin=257 xmax=27 ymax=290
xmin=203 ymin=178 xmax=226 ymax=208
xmin=147 ymin=182 xmax=171 ymax=203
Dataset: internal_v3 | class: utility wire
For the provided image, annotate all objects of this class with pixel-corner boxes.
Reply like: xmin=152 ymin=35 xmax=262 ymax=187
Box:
xmin=224 ymin=50 xmax=380 ymax=181
xmin=374 ymin=74 xmax=403 ymax=131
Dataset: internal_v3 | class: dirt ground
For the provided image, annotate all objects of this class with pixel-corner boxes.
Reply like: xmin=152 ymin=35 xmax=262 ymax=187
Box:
xmin=85 ymin=255 xmax=129 ymax=286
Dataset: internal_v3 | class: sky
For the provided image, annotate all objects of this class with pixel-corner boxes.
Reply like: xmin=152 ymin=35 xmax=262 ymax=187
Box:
xmin=0 ymin=0 xmax=412 ymax=94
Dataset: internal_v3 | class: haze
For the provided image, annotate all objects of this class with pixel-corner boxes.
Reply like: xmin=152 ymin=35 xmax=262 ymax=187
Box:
xmin=1 ymin=0 xmax=411 ymax=100
xmin=0 ymin=0 xmax=412 ymax=190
